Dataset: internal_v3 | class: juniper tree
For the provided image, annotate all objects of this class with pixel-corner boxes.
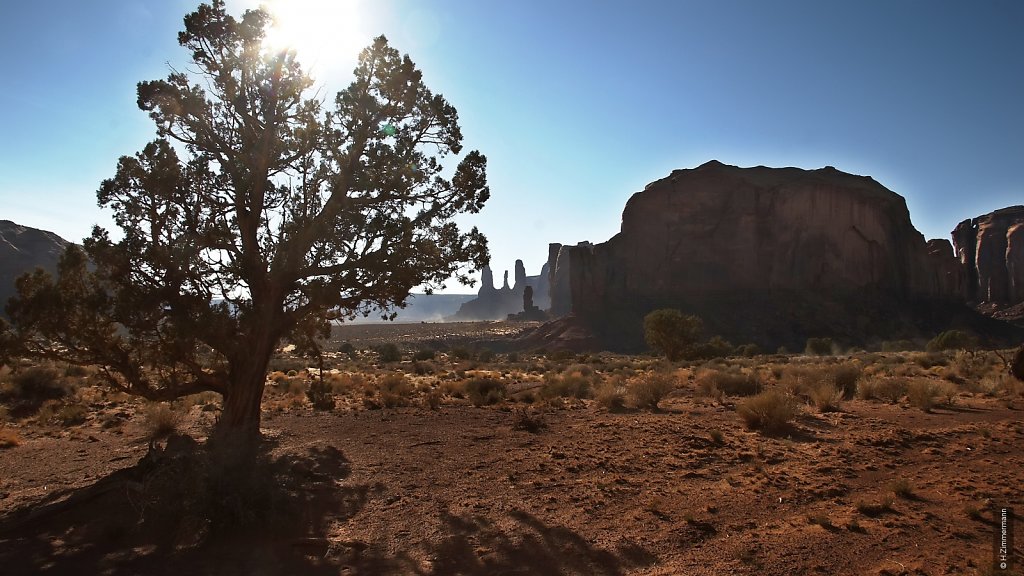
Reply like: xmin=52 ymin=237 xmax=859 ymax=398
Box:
xmin=4 ymin=1 xmax=488 ymax=438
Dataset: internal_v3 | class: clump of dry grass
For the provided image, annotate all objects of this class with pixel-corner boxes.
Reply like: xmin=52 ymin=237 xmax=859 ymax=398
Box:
xmin=807 ymin=382 xmax=844 ymax=412
xmin=0 ymin=364 xmax=74 ymax=417
xmin=0 ymin=427 xmax=21 ymax=449
xmin=890 ymin=478 xmax=915 ymax=499
xmin=423 ymin=389 xmax=442 ymax=410
xmin=594 ymin=378 xmax=627 ymax=412
xmin=627 ymin=371 xmax=675 ymax=410
xmin=856 ymin=497 xmax=894 ymax=517
xmin=464 ymin=377 xmax=507 ymax=406
xmin=906 ymin=379 xmax=957 ymax=412
xmin=857 ymin=375 xmax=909 ymax=403
xmin=736 ymin=389 xmax=797 ymax=434
xmin=378 ymin=373 xmax=413 ymax=408
xmin=144 ymin=402 xmax=181 ymax=440
xmin=695 ymin=369 xmax=761 ymax=398
xmin=540 ymin=364 xmax=597 ymax=400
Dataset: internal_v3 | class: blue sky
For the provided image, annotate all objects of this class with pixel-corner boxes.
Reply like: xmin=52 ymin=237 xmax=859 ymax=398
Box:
xmin=2 ymin=1 xmax=1021 ymax=293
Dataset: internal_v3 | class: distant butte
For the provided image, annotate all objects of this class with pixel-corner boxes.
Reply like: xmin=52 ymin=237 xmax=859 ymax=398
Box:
xmin=539 ymin=161 xmax=1019 ymax=350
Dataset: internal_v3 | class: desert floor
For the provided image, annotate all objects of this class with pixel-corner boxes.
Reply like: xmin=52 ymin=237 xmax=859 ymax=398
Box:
xmin=1 ymin=322 xmax=1022 ymax=576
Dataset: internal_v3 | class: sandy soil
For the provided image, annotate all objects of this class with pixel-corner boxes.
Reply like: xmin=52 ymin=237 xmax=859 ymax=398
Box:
xmin=0 ymin=323 xmax=1021 ymax=576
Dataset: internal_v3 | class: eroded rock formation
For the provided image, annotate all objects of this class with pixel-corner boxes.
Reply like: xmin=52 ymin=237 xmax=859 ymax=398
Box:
xmin=546 ymin=161 xmax=979 ymax=350
xmin=448 ymin=260 xmax=550 ymax=321
xmin=953 ymin=206 xmax=1024 ymax=306
xmin=926 ymin=239 xmax=964 ymax=300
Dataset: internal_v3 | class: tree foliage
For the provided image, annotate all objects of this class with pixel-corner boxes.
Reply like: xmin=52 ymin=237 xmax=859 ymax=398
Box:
xmin=643 ymin=309 xmax=703 ymax=362
xmin=3 ymin=1 xmax=489 ymax=436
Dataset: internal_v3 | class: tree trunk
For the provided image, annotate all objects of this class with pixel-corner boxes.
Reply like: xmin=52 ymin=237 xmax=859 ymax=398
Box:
xmin=216 ymin=336 xmax=275 ymax=440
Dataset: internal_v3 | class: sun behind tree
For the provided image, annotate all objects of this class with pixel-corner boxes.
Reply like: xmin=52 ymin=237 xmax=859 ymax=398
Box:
xmin=4 ymin=0 xmax=489 ymax=440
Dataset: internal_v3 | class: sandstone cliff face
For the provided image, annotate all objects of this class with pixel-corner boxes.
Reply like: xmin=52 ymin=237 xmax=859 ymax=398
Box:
xmin=952 ymin=206 xmax=1024 ymax=306
xmin=0 ymin=220 xmax=71 ymax=315
xmin=547 ymin=161 xmax=961 ymax=348
xmin=926 ymin=239 xmax=964 ymax=300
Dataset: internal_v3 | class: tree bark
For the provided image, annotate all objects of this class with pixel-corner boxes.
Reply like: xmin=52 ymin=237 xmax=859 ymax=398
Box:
xmin=216 ymin=330 xmax=276 ymax=440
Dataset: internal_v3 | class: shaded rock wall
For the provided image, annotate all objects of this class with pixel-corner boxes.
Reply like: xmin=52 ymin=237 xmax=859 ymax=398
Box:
xmin=953 ymin=206 xmax=1024 ymax=306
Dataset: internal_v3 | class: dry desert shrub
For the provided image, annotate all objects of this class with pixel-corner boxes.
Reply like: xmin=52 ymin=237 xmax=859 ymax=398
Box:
xmin=306 ymin=378 xmax=335 ymax=410
xmin=951 ymin=350 xmax=999 ymax=383
xmin=831 ymin=363 xmax=862 ymax=399
xmin=375 ymin=343 xmax=402 ymax=363
xmin=0 ymin=427 xmax=20 ymax=448
xmin=511 ymin=407 xmax=547 ymax=433
xmin=736 ymin=388 xmax=797 ymax=434
xmin=627 ymin=371 xmax=675 ymax=410
xmin=327 ymin=372 xmax=367 ymax=395
xmin=856 ymin=497 xmax=894 ymax=517
xmin=378 ymin=373 xmax=413 ymax=407
xmin=911 ymin=351 xmax=949 ymax=369
xmin=880 ymin=339 xmax=917 ymax=352
xmin=906 ymin=378 xmax=957 ymax=412
xmin=807 ymin=382 xmax=844 ymax=412
xmin=804 ymin=337 xmax=834 ymax=356
xmin=412 ymin=349 xmax=436 ymax=361
xmin=540 ymin=364 xmax=597 ymax=400
xmin=594 ymin=377 xmax=627 ymax=412
xmin=0 ymin=364 xmax=71 ymax=407
xmin=857 ymin=375 xmax=909 ymax=403
xmin=273 ymin=374 xmax=308 ymax=397
xmin=423 ymin=389 xmax=442 ymax=410
xmin=695 ymin=369 xmax=761 ymax=398
xmin=144 ymin=402 xmax=181 ymax=439
xmin=890 ymin=478 xmax=915 ymax=499
xmin=464 ymin=377 xmax=507 ymax=406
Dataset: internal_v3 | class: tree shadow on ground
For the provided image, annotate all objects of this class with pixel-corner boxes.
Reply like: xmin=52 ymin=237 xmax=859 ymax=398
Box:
xmin=343 ymin=508 xmax=658 ymax=576
xmin=0 ymin=434 xmax=378 ymax=576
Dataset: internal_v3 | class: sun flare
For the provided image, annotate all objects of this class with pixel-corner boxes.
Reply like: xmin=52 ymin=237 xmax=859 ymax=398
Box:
xmin=260 ymin=0 xmax=368 ymax=75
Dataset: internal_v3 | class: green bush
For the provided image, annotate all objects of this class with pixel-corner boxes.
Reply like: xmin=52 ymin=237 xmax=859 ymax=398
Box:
xmin=805 ymin=338 xmax=833 ymax=356
xmin=687 ymin=336 xmax=734 ymax=360
xmin=375 ymin=343 xmax=402 ymax=363
xmin=880 ymin=340 xmax=917 ymax=352
xmin=926 ymin=330 xmax=977 ymax=352
xmin=735 ymin=344 xmax=762 ymax=357
xmin=449 ymin=347 xmax=474 ymax=361
xmin=412 ymin=349 xmax=436 ymax=361
xmin=643 ymin=309 xmax=703 ymax=362
xmin=306 ymin=378 xmax=335 ymax=410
